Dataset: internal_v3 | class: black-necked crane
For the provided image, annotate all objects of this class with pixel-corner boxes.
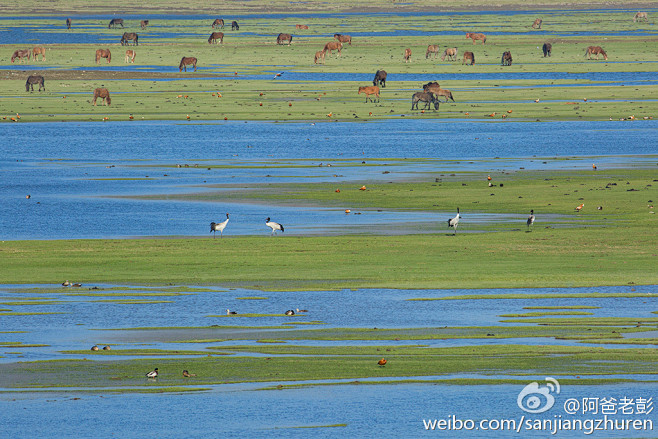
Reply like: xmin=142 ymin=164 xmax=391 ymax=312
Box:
xmin=447 ymin=208 xmax=461 ymax=234
xmin=210 ymin=213 xmax=229 ymax=238
xmin=527 ymin=209 xmax=535 ymax=230
xmin=266 ymin=217 xmax=284 ymax=236
xmin=146 ymin=368 xmax=158 ymax=378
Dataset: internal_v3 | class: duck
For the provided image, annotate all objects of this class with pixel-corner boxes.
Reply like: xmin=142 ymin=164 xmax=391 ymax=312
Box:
xmin=146 ymin=368 xmax=158 ymax=378
xmin=576 ymin=203 xmax=584 ymax=212
xmin=102 ymin=345 xmax=111 ymax=350
xmin=226 ymin=309 xmax=238 ymax=315
xmin=62 ymin=280 xmax=70 ymax=287
xmin=285 ymin=310 xmax=295 ymax=316
xmin=296 ymin=308 xmax=308 ymax=313
xmin=91 ymin=345 xmax=99 ymax=351
xmin=182 ymin=370 xmax=197 ymax=377
xmin=378 ymin=358 xmax=387 ymax=366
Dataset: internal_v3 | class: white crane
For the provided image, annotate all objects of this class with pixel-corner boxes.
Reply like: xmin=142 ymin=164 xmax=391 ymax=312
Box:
xmin=210 ymin=213 xmax=229 ymax=238
xmin=447 ymin=207 xmax=461 ymax=234
xmin=527 ymin=209 xmax=535 ymax=230
xmin=266 ymin=217 xmax=284 ymax=236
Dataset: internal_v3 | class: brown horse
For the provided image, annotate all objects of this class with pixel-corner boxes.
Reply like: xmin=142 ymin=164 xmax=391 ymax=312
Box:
xmin=95 ymin=49 xmax=111 ymax=64
xmin=92 ymin=88 xmax=111 ymax=106
xmin=411 ymin=92 xmax=439 ymax=110
xmin=532 ymin=18 xmax=542 ymax=29
xmin=462 ymin=51 xmax=475 ymax=65
xmin=501 ymin=51 xmax=512 ymax=66
xmin=403 ymin=48 xmax=412 ymax=63
xmin=66 ymin=18 xmax=71 ymax=29
xmin=314 ymin=50 xmax=325 ymax=64
xmin=25 ymin=75 xmax=45 ymax=92
xmin=425 ymin=45 xmax=440 ymax=59
xmin=465 ymin=32 xmax=486 ymax=44
xmin=334 ymin=34 xmax=351 ymax=45
xmin=141 ymin=20 xmax=149 ymax=29
xmin=32 ymin=47 xmax=46 ymax=61
xmin=231 ymin=21 xmax=239 ymax=30
xmin=434 ymin=88 xmax=455 ymax=102
xmin=441 ymin=47 xmax=458 ymax=61
xmin=423 ymin=81 xmax=440 ymax=94
xmin=212 ymin=18 xmax=225 ymax=29
xmin=296 ymin=24 xmax=309 ymax=30
xmin=179 ymin=56 xmax=197 ymax=72
xmin=542 ymin=42 xmax=552 ymax=57
xmin=358 ymin=85 xmax=380 ymax=103
xmin=120 ymin=32 xmax=138 ymax=46
xmin=11 ymin=49 xmax=30 ymax=63
xmin=324 ymin=41 xmax=342 ymax=57
xmin=125 ymin=49 xmax=136 ymax=63
xmin=109 ymin=18 xmax=124 ymax=29
xmin=633 ymin=12 xmax=648 ymax=22
xmin=585 ymin=46 xmax=607 ymax=60
xmin=208 ymin=32 xmax=224 ymax=44
xmin=277 ymin=33 xmax=293 ymax=45
xmin=373 ymin=70 xmax=387 ymax=88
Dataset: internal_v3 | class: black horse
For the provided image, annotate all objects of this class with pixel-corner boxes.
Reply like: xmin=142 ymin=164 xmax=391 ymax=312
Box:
xmin=121 ymin=32 xmax=139 ymax=46
xmin=411 ymin=92 xmax=439 ymax=111
xmin=25 ymin=75 xmax=45 ymax=92
xmin=501 ymin=51 xmax=512 ymax=66
xmin=231 ymin=21 xmax=239 ymax=30
xmin=373 ymin=70 xmax=387 ymax=88
xmin=542 ymin=42 xmax=552 ymax=57
xmin=66 ymin=18 xmax=71 ymax=29
xmin=109 ymin=18 xmax=124 ymax=29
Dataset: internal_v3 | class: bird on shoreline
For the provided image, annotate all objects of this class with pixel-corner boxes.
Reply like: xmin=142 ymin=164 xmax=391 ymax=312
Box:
xmin=447 ymin=208 xmax=461 ymax=234
xmin=527 ymin=209 xmax=535 ymax=230
xmin=183 ymin=370 xmax=197 ymax=377
xmin=266 ymin=217 xmax=284 ymax=236
xmin=210 ymin=213 xmax=230 ymax=239
xmin=62 ymin=280 xmax=70 ymax=287
xmin=146 ymin=368 xmax=158 ymax=378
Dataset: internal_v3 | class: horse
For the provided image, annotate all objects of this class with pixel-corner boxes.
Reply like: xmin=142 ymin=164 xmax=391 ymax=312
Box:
xmin=358 ymin=85 xmax=380 ymax=103
xmin=423 ymin=81 xmax=440 ymax=94
xmin=532 ymin=18 xmax=542 ymax=29
xmin=141 ymin=20 xmax=149 ymax=29
xmin=542 ymin=42 xmax=552 ymax=57
xmin=109 ymin=18 xmax=124 ymax=29
xmin=462 ymin=51 xmax=475 ymax=65
xmin=208 ymin=32 xmax=224 ymax=44
xmin=212 ymin=18 xmax=224 ymax=29
xmin=441 ymin=47 xmax=458 ymax=61
xmin=32 ymin=47 xmax=46 ymax=62
xmin=179 ymin=56 xmax=197 ymax=72
xmin=277 ymin=33 xmax=293 ymax=45
xmin=324 ymin=41 xmax=342 ymax=57
xmin=11 ymin=49 xmax=30 ymax=63
xmin=585 ymin=46 xmax=607 ymax=60
xmin=434 ymin=88 xmax=455 ymax=102
xmin=334 ymin=34 xmax=351 ymax=45
xmin=120 ymin=32 xmax=138 ymax=46
xmin=403 ymin=48 xmax=411 ymax=63
xmin=633 ymin=12 xmax=648 ymax=22
xmin=92 ymin=88 xmax=111 ymax=106
xmin=465 ymin=32 xmax=486 ymax=44
xmin=296 ymin=24 xmax=309 ymax=30
xmin=231 ymin=21 xmax=239 ymax=30
xmin=25 ymin=75 xmax=45 ymax=92
xmin=411 ymin=92 xmax=439 ymax=111
xmin=425 ymin=45 xmax=440 ymax=59
xmin=373 ymin=70 xmax=387 ymax=87
xmin=314 ymin=50 xmax=325 ymax=64
xmin=501 ymin=51 xmax=512 ymax=66
xmin=66 ymin=18 xmax=71 ymax=29
xmin=95 ymin=49 xmax=111 ymax=64
xmin=125 ymin=49 xmax=136 ymax=63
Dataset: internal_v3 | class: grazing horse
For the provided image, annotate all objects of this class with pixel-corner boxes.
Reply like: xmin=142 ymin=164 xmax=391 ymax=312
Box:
xmin=208 ymin=32 xmax=224 ymax=44
xmin=465 ymin=32 xmax=486 ymax=44
xmin=314 ymin=50 xmax=325 ymax=64
xmin=425 ymin=45 xmax=440 ymax=59
xmin=324 ymin=41 xmax=342 ymax=57
xmin=411 ymin=92 xmax=439 ymax=111
xmin=373 ymin=70 xmax=387 ymax=88
xmin=125 ymin=49 xmax=136 ymax=63
xmin=403 ymin=48 xmax=412 ymax=63
xmin=585 ymin=46 xmax=607 ymax=60
xmin=334 ymin=34 xmax=351 ymax=45
xmin=423 ymin=82 xmax=454 ymax=102
xmin=32 ymin=47 xmax=46 ymax=61
xmin=179 ymin=56 xmax=197 ymax=72
xmin=212 ymin=18 xmax=224 ymax=29
xmin=66 ymin=18 xmax=71 ymax=29
xmin=501 ymin=51 xmax=512 ymax=66
xmin=25 ymin=75 xmax=45 ymax=92
xmin=633 ymin=12 xmax=648 ymax=22
xmin=441 ymin=47 xmax=458 ymax=61
xmin=277 ymin=33 xmax=293 ymax=45
xmin=532 ymin=18 xmax=542 ymax=29
xmin=231 ymin=21 xmax=239 ymax=30
xmin=11 ymin=49 xmax=30 ymax=63
xmin=358 ymin=85 xmax=380 ymax=103
xmin=542 ymin=42 xmax=552 ymax=57
xmin=109 ymin=18 xmax=124 ymax=29
xmin=120 ymin=32 xmax=138 ymax=46
xmin=92 ymin=88 xmax=111 ymax=106
xmin=141 ymin=20 xmax=149 ymax=29
xmin=296 ymin=24 xmax=309 ymax=30
xmin=95 ymin=49 xmax=111 ymax=64
xmin=462 ymin=51 xmax=475 ymax=65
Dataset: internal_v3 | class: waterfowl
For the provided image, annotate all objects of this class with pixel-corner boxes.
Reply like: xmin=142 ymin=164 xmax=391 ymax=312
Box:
xmin=266 ymin=217 xmax=284 ymax=236
xmin=226 ymin=309 xmax=238 ymax=315
xmin=91 ymin=345 xmax=99 ymax=351
xmin=378 ymin=358 xmax=387 ymax=366
xmin=210 ymin=213 xmax=230 ymax=239
xmin=146 ymin=368 xmax=158 ymax=378
xmin=72 ymin=283 xmax=82 ymax=287
xmin=527 ymin=209 xmax=535 ymax=230
xmin=182 ymin=370 xmax=197 ymax=377
xmin=296 ymin=308 xmax=308 ymax=313
xmin=447 ymin=208 xmax=461 ymax=234
xmin=103 ymin=345 xmax=111 ymax=350
xmin=285 ymin=310 xmax=295 ymax=316
xmin=62 ymin=280 xmax=70 ymax=287
xmin=576 ymin=203 xmax=584 ymax=212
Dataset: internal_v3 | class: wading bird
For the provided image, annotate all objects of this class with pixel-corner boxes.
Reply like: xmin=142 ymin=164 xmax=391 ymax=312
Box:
xmin=146 ymin=368 xmax=158 ymax=378
xmin=527 ymin=209 xmax=535 ymax=230
xmin=210 ymin=213 xmax=229 ymax=238
xmin=266 ymin=217 xmax=284 ymax=236
xmin=448 ymin=208 xmax=461 ymax=234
